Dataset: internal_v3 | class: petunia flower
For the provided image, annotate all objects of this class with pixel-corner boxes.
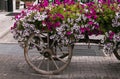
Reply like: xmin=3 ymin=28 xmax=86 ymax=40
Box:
xmin=109 ymin=31 xmax=115 ymax=40
xmin=43 ymin=0 xmax=49 ymax=7
xmin=54 ymin=0 xmax=61 ymax=5
xmin=66 ymin=31 xmax=72 ymax=35
xmin=88 ymin=21 xmax=94 ymax=25
xmin=80 ymin=28 xmax=86 ymax=33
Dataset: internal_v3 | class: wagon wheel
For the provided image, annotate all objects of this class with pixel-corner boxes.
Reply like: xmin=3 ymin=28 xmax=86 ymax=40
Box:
xmin=24 ymin=33 xmax=73 ymax=75
xmin=113 ymin=42 xmax=120 ymax=60
xmin=102 ymin=42 xmax=114 ymax=56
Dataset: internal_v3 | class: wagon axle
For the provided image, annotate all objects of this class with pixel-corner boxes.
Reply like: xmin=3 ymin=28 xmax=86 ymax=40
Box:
xmin=43 ymin=48 xmax=53 ymax=58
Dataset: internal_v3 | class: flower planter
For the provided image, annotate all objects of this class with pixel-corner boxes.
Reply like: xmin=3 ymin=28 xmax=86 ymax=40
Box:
xmin=11 ymin=1 xmax=120 ymax=75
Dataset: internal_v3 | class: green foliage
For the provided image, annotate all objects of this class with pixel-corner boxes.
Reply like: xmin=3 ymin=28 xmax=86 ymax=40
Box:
xmin=96 ymin=3 xmax=116 ymax=33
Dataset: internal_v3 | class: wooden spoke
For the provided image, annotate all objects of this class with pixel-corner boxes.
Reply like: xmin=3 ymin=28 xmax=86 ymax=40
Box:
xmin=30 ymin=41 xmax=41 ymax=47
xmin=37 ymin=57 xmax=45 ymax=68
xmin=50 ymin=39 xmax=56 ymax=48
xmin=54 ymin=56 xmax=67 ymax=64
xmin=38 ymin=35 xmax=46 ymax=46
xmin=47 ymin=59 xmax=49 ymax=71
xmin=51 ymin=57 xmax=59 ymax=69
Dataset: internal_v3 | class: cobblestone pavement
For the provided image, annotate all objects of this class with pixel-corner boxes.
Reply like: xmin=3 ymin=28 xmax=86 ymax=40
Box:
xmin=0 ymin=44 xmax=120 ymax=79
xmin=0 ymin=31 xmax=17 ymax=43
xmin=0 ymin=12 xmax=14 ymax=38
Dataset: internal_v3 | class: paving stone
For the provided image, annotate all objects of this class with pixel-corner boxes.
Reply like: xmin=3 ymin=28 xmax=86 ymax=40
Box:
xmin=0 ymin=44 xmax=120 ymax=79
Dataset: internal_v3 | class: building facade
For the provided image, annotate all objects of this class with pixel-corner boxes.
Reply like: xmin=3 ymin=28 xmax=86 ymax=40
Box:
xmin=0 ymin=0 xmax=119 ymax=12
xmin=0 ymin=0 xmax=22 ymax=12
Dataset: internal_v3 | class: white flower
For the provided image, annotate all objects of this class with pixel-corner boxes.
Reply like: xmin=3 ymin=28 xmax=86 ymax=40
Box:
xmin=34 ymin=29 xmax=40 ymax=33
xmin=113 ymin=33 xmax=120 ymax=42
xmin=67 ymin=18 xmax=71 ymax=23
xmin=81 ymin=24 xmax=85 ymax=28
xmin=105 ymin=32 xmax=109 ymax=37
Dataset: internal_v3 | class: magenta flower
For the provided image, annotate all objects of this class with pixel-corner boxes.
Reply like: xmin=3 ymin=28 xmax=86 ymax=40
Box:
xmin=64 ymin=0 xmax=75 ymax=5
xmin=56 ymin=13 xmax=64 ymax=19
xmin=118 ymin=0 xmax=120 ymax=2
xmin=86 ymin=27 xmax=90 ymax=31
xmin=85 ymin=14 xmax=92 ymax=19
xmin=81 ymin=4 xmax=85 ymax=9
xmin=80 ymin=28 xmax=86 ymax=33
xmin=93 ymin=15 xmax=97 ymax=19
xmin=66 ymin=31 xmax=72 ymax=35
xmin=94 ymin=24 xmax=99 ymax=29
xmin=88 ymin=21 xmax=94 ymax=25
xmin=109 ymin=31 xmax=115 ymax=40
xmin=54 ymin=0 xmax=61 ymax=5
xmin=43 ymin=0 xmax=49 ymax=7
xmin=86 ymin=2 xmax=94 ymax=7
xmin=52 ymin=13 xmax=64 ymax=20
xmin=64 ymin=0 xmax=69 ymax=3
xmin=15 ymin=15 xmax=21 ymax=20
xmin=107 ymin=0 xmax=111 ymax=5
xmin=53 ymin=22 xmax=61 ymax=27
xmin=98 ymin=0 xmax=105 ymax=3
xmin=11 ymin=22 xmax=17 ymax=30
xmin=46 ymin=22 xmax=53 ymax=30
xmin=89 ymin=8 xmax=96 ymax=14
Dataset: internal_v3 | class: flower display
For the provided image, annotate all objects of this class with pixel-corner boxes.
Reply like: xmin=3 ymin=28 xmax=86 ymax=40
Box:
xmin=11 ymin=1 xmax=120 ymax=49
